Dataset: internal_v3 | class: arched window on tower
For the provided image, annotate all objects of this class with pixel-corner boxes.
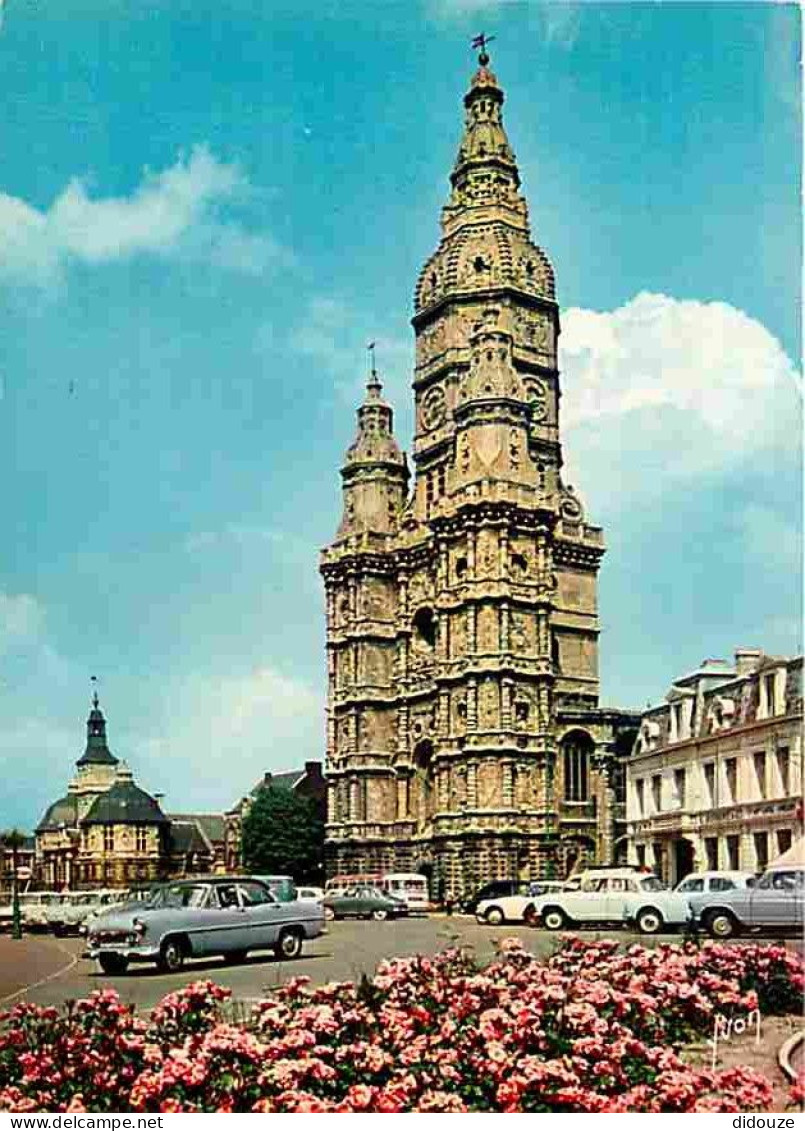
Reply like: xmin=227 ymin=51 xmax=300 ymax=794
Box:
xmin=413 ymin=607 xmax=437 ymax=649
xmin=562 ymin=732 xmax=593 ymax=803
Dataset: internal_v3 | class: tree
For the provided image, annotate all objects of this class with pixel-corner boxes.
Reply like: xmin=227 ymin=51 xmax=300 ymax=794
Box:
xmin=241 ymin=785 xmax=324 ymax=883
xmin=1 ymin=828 xmax=25 ymax=939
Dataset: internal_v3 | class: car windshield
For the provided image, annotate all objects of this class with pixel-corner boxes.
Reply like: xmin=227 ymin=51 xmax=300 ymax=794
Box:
xmin=639 ymin=877 xmax=667 ymax=891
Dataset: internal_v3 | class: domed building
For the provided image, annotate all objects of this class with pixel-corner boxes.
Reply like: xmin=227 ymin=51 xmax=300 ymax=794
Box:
xmin=35 ymin=693 xmax=169 ymax=889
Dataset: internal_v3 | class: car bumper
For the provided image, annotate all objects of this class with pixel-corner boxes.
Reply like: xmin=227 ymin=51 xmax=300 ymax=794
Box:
xmin=86 ymin=943 xmax=160 ymax=961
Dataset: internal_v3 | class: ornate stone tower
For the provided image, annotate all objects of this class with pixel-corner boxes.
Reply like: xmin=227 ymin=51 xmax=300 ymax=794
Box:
xmin=321 ymin=49 xmax=637 ymax=896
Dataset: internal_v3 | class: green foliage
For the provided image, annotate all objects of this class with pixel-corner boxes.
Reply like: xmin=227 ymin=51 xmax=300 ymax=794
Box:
xmin=240 ymin=785 xmax=324 ymax=883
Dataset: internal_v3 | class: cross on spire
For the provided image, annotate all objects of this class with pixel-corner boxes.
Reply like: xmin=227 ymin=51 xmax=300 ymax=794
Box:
xmin=471 ymin=32 xmax=495 ymax=66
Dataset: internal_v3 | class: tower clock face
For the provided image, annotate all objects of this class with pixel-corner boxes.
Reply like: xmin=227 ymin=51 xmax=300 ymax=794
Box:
xmin=421 ymin=386 xmax=447 ymax=430
xmin=525 ymin=378 xmax=548 ymax=422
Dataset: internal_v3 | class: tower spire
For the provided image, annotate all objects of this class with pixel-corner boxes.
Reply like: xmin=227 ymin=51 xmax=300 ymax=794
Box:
xmin=334 ymin=353 xmax=409 ymax=539
xmin=77 ymin=678 xmax=118 ymax=767
xmin=366 ymin=341 xmax=382 ymax=398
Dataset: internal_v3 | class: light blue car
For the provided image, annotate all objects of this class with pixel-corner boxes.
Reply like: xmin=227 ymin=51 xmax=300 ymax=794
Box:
xmin=86 ymin=876 xmax=324 ymax=975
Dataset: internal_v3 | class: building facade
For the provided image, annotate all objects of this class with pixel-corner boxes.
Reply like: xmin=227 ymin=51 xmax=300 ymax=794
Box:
xmin=321 ymin=50 xmax=637 ymax=897
xmin=627 ymin=649 xmax=803 ymax=886
xmin=34 ymin=694 xmax=229 ymax=889
xmin=35 ymin=693 xmax=169 ymax=889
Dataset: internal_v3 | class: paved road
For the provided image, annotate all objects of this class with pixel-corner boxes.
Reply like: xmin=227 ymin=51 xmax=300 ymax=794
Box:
xmin=0 ymin=918 xmax=699 ymax=1013
xmin=4 ymin=919 xmax=801 ymax=1015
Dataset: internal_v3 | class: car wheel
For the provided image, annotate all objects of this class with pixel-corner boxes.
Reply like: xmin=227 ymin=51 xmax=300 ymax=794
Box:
xmin=523 ymin=904 xmax=539 ymax=927
xmin=371 ymin=908 xmax=389 ymax=921
xmin=224 ymin=950 xmax=248 ymax=965
xmin=158 ymin=937 xmax=186 ymax=973
xmin=541 ymin=906 xmax=567 ymax=931
xmin=324 ymin=906 xmax=336 ymax=921
xmin=636 ymin=908 xmax=664 ymax=935
xmin=484 ymin=906 xmax=505 ymax=926
xmin=98 ymin=953 xmax=129 ymax=976
xmin=705 ymin=910 xmax=739 ymax=939
xmin=275 ymin=928 xmax=303 ymax=960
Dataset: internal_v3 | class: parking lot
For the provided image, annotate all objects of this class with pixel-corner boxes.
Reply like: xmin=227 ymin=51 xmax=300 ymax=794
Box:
xmin=2 ymin=915 xmax=799 ymax=1015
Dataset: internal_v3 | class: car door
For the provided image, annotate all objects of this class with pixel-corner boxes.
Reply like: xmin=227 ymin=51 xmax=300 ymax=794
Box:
xmin=329 ymin=886 xmax=354 ymax=917
xmin=749 ymin=870 xmax=803 ymax=929
xmin=567 ymin=878 xmax=607 ymax=922
xmin=236 ymin=880 xmax=283 ymax=948
xmin=194 ymin=882 xmax=249 ymax=955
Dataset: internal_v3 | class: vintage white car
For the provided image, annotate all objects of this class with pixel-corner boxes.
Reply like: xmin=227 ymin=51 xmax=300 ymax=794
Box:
xmin=86 ymin=876 xmax=324 ymax=975
xmin=532 ymin=868 xmax=691 ymax=934
xmin=475 ymin=882 xmax=566 ymax=925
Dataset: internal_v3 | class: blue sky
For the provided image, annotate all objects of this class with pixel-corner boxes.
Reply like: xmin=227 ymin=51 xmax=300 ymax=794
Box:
xmin=0 ymin=0 xmax=801 ymax=830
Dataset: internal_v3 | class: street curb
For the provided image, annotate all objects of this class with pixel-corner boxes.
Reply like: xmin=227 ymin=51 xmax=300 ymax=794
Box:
xmin=778 ymin=1029 xmax=804 ymax=1083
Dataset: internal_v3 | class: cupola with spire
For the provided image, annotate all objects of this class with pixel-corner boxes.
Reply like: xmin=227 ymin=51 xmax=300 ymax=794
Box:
xmin=336 ymin=354 xmax=409 ymax=539
xmin=415 ymin=41 xmax=556 ymax=315
xmin=76 ymin=690 xmax=119 ymax=768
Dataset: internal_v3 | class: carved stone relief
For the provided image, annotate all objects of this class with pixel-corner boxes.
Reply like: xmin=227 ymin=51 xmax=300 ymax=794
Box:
xmin=478 ymin=679 xmax=499 ymax=730
xmin=421 ymin=385 xmax=447 ymax=431
xmin=450 ymin=610 xmax=467 ymax=659
xmin=476 ymin=605 xmax=499 ymax=653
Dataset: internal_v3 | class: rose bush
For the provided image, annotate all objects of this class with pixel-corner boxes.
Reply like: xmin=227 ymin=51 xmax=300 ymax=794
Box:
xmin=0 ymin=939 xmax=801 ymax=1113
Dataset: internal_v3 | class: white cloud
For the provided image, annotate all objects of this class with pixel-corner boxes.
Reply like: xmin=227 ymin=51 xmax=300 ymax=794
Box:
xmin=137 ymin=665 xmax=323 ymax=808
xmin=0 ymin=592 xmax=44 ymax=650
xmin=559 ymin=293 xmax=802 ymax=508
xmin=0 ymin=145 xmax=280 ymax=285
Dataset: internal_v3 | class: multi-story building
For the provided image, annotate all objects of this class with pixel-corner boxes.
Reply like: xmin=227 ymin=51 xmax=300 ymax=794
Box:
xmin=34 ymin=692 xmax=231 ymax=889
xmin=35 ymin=693 xmax=169 ymax=889
xmin=627 ymin=649 xmax=803 ymax=885
xmin=320 ymin=48 xmax=638 ymax=897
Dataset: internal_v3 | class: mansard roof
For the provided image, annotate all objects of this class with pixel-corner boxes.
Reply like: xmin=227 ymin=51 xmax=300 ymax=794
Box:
xmin=82 ymin=779 xmax=168 ymax=826
xmin=36 ymin=794 xmax=78 ymax=832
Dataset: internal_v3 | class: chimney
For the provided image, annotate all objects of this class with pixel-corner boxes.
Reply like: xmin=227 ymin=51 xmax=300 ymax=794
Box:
xmin=735 ymin=648 xmax=762 ymax=677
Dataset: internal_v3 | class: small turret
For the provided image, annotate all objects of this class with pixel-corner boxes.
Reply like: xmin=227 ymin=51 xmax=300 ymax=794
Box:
xmin=76 ymin=690 xmax=118 ymax=767
xmin=336 ymin=356 xmax=409 ymax=539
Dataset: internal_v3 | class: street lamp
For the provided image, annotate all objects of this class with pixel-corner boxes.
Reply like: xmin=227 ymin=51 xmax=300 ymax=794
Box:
xmin=1 ymin=829 xmax=25 ymax=940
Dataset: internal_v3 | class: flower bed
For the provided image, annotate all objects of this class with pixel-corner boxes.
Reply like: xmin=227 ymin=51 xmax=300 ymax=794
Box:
xmin=0 ymin=939 xmax=802 ymax=1113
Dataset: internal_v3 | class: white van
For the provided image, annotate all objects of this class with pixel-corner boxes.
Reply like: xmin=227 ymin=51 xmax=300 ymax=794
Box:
xmin=379 ymin=873 xmax=430 ymax=913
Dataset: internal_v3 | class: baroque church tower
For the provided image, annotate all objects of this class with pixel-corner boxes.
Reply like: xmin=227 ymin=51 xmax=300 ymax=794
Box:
xmin=321 ymin=49 xmax=637 ymax=895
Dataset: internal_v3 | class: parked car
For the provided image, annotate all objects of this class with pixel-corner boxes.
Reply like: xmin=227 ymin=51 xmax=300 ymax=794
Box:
xmin=476 ymin=882 xmax=566 ymax=925
xmin=532 ymin=868 xmax=691 ymax=934
xmin=674 ymin=871 xmax=757 ymax=896
xmin=690 ymin=864 xmax=804 ymax=938
xmin=85 ymin=876 xmax=325 ymax=975
xmin=460 ymin=880 xmax=523 ymax=915
xmin=254 ymin=875 xmax=296 ymax=902
xmin=19 ymin=892 xmax=61 ymax=932
xmin=295 ymin=886 xmax=324 ymax=902
xmin=80 ymin=886 xmax=158 ymax=935
xmin=323 ymin=885 xmax=408 ymax=921
xmin=48 ymin=891 xmax=105 ymax=936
